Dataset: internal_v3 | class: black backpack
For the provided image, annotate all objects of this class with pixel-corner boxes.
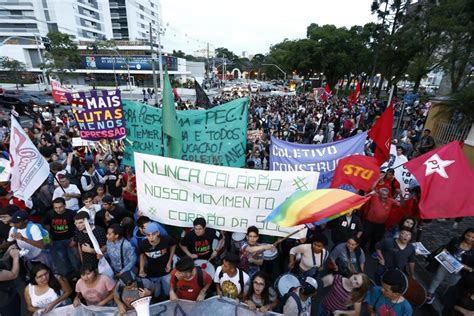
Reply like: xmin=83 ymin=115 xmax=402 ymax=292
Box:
xmin=275 ymin=287 xmax=303 ymax=314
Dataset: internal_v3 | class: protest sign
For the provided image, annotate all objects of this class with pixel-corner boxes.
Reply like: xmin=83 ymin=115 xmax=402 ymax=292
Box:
xmin=135 ymin=152 xmax=319 ymax=237
xmin=382 ymin=144 xmax=416 ymax=198
xmin=67 ymin=90 xmax=126 ymax=141
xmin=270 ymin=132 xmax=368 ymax=188
xmin=123 ymin=97 xmax=248 ymax=166
xmin=71 ymin=137 xmax=96 ymax=147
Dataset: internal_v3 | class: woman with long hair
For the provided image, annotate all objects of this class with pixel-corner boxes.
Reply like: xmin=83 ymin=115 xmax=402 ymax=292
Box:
xmin=73 ymin=263 xmax=116 ymax=307
xmin=244 ymin=271 xmax=278 ymax=313
xmin=427 ymin=227 xmax=474 ymax=304
xmin=24 ymin=263 xmax=72 ymax=315
xmin=318 ymin=273 xmax=372 ymax=316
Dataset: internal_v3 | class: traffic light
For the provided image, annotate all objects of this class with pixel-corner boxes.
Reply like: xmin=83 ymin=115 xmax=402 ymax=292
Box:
xmin=41 ymin=37 xmax=51 ymax=51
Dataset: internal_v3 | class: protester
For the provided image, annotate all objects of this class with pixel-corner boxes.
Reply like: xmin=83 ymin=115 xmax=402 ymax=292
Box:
xmin=318 ymin=273 xmax=371 ymax=315
xmin=239 ymin=226 xmax=276 ymax=278
xmin=138 ymin=222 xmax=176 ymax=297
xmin=329 ymin=210 xmax=363 ymax=247
xmin=441 ymin=272 xmax=474 ymax=316
xmin=24 ymin=263 xmax=72 ymax=314
xmin=52 ymin=174 xmax=81 ymax=211
xmin=78 ymin=193 xmax=102 ymax=225
xmin=289 ymin=234 xmax=329 ymax=280
xmin=214 ymin=252 xmax=250 ymax=299
xmin=244 ymin=271 xmax=278 ymax=313
xmin=329 ymin=237 xmax=366 ymax=276
xmin=72 ymin=212 xmax=107 ymax=266
xmin=0 ymin=247 xmax=21 ymax=315
xmin=43 ymin=197 xmax=80 ymax=278
xmin=114 ymin=270 xmax=155 ymax=315
xmin=105 ymin=223 xmax=136 ymax=277
xmin=169 ymin=256 xmax=212 ymax=302
xmin=73 ymin=263 xmax=115 ymax=307
xmin=426 ymin=227 xmax=474 ymax=304
xmin=365 ymin=269 xmax=413 ymax=315
xmin=283 ymin=276 xmax=319 ymax=315
xmin=180 ymin=217 xmax=224 ymax=261
xmin=7 ymin=210 xmax=53 ymax=272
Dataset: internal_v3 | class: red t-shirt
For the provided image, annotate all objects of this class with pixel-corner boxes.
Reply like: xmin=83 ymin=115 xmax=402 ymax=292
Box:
xmin=170 ymin=267 xmax=212 ymax=301
xmin=122 ymin=173 xmax=137 ymax=202
xmin=366 ymin=195 xmax=400 ymax=224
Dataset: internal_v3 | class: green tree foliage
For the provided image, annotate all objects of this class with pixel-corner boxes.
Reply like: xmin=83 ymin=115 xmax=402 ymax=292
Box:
xmin=0 ymin=57 xmax=26 ymax=90
xmin=41 ymin=32 xmax=81 ymax=83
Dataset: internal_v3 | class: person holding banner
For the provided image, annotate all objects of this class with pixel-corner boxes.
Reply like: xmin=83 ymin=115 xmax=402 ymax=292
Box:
xmin=180 ymin=218 xmax=224 ymax=262
xmin=138 ymin=222 xmax=176 ymax=298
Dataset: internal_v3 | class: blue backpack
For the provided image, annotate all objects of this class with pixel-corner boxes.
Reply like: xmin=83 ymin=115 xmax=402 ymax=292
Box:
xmin=15 ymin=221 xmax=51 ymax=245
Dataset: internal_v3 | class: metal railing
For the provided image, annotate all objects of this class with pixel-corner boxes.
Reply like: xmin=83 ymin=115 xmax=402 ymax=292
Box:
xmin=434 ymin=119 xmax=472 ymax=145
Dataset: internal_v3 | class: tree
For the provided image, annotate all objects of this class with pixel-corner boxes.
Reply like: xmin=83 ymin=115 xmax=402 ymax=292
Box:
xmin=172 ymin=50 xmax=186 ymax=58
xmin=41 ymin=31 xmax=81 ymax=84
xmin=0 ymin=57 xmax=26 ymax=90
xmin=436 ymin=85 xmax=474 ymax=124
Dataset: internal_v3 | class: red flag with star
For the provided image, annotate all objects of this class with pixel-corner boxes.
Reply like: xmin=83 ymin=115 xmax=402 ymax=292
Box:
xmin=404 ymin=141 xmax=474 ymax=219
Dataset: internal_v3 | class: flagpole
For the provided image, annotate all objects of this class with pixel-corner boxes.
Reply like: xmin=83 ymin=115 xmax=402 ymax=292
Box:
xmin=51 ymin=171 xmax=66 ymax=193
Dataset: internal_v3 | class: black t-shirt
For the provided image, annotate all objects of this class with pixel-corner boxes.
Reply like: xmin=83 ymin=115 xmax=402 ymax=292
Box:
xmin=138 ymin=236 xmax=176 ymax=277
xmin=180 ymin=228 xmax=222 ymax=260
xmin=43 ymin=209 xmax=76 ymax=241
xmin=73 ymin=226 xmax=107 ymax=266
xmin=0 ymin=222 xmax=10 ymax=243
xmin=105 ymin=170 xmax=123 ymax=198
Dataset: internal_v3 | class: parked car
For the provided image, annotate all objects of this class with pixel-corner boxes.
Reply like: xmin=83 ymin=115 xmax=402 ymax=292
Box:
xmin=0 ymin=91 xmax=56 ymax=116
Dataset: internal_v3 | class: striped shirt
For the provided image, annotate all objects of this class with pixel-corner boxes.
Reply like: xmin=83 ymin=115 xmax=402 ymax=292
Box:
xmin=321 ymin=274 xmax=350 ymax=313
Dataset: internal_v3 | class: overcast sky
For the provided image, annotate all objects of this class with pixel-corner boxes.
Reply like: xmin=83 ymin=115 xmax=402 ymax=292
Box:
xmin=160 ymin=0 xmax=377 ymax=57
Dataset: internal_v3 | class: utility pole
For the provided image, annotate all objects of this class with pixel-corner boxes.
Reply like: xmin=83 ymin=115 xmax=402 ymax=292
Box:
xmin=206 ymin=42 xmax=210 ymax=84
xmin=149 ymin=22 xmax=158 ymax=105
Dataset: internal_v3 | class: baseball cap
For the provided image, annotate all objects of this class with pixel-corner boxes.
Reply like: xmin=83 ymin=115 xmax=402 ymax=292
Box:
xmin=304 ymin=276 xmax=319 ymax=291
xmin=10 ymin=210 xmax=28 ymax=223
xmin=144 ymin=222 xmax=160 ymax=234
xmin=102 ymin=195 xmax=115 ymax=204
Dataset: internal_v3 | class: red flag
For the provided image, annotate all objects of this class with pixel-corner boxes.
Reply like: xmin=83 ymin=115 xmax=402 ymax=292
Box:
xmin=368 ymin=103 xmax=394 ymax=165
xmin=331 ymin=155 xmax=381 ymax=191
xmin=321 ymin=84 xmax=332 ymax=102
xmin=404 ymin=141 xmax=474 ymax=219
xmin=348 ymin=81 xmax=361 ymax=109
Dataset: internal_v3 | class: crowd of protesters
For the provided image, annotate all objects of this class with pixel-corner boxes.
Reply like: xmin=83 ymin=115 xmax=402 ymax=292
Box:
xmin=0 ymin=88 xmax=471 ymax=316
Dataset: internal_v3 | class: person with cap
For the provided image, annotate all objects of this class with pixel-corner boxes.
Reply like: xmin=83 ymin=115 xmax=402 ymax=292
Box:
xmin=138 ymin=222 xmax=176 ymax=297
xmin=130 ymin=216 xmax=168 ymax=253
xmin=52 ymin=173 xmax=81 ymax=211
xmin=365 ymin=269 xmax=413 ymax=315
xmin=169 ymin=256 xmax=213 ymax=302
xmin=214 ymin=252 xmax=250 ymax=300
xmin=7 ymin=210 xmax=53 ymax=272
xmin=113 ymin=270 xmax=155 ymax=315
xmin=97 ymin=195 xmax=130 ymax=229
xmin=283 ymin=276 xmax=319 ymax=316
xmin=180 ymin=217 xmax=224 ymax=262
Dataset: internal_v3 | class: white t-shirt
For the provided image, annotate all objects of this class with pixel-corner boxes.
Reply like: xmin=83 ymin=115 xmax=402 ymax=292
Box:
xmin=78 ymin=204 xmax=101 ymax=224
xmin=52 ymin=184 xmax=81 ymax=211
xmin=290 ymin=244 xmax=328 ymax=272
xmin=213 ymin=266 xmax=249 ymax=299
xmin=8 ymin=224 xmax=43 ymax=259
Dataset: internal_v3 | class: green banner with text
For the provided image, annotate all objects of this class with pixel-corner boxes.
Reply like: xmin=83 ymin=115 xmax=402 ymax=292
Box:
xmin=123 ymin=97 xmax=249 ymax=167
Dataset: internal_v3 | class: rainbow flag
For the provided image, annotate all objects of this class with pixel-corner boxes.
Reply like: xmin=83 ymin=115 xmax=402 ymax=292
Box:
xmin=266 ymin=189 xmax=371 ymax=227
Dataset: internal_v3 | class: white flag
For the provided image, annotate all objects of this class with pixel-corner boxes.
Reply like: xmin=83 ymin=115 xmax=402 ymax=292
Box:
xmin=9 ymin=115 xmax=49 ymax=200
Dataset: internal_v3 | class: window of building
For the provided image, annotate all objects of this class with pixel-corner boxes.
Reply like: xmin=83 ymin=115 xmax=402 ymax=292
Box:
xmin=44 ymin=10 xmax=50 ymax=21
xmin=10 ymin=10 xmax=21 ymax=15
xmin=139 ymin=4 xmax=144 ymax=10
xmin=140 ymin=14 xmax=144 ymax=19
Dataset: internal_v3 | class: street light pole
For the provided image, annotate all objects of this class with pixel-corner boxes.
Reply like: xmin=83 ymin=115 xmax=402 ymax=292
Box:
xmin=262 ymin=63 xmax=286 ymax=81
xmin=156 ymin=19 xmax=164 ymax=94
xmin=33 ymin=34 xmax=49 ymax=90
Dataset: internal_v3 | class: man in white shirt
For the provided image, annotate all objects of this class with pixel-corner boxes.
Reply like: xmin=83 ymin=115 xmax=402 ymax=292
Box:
xmin=214 ymin=252 xmax=249 ymax=300
xmin=312 ymin=130 xmax=324 ymax=144
xmin=53 ymin=174 xmax=81 ymax=211
xmin=7 ymin=210 xmax=53 ymax=271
